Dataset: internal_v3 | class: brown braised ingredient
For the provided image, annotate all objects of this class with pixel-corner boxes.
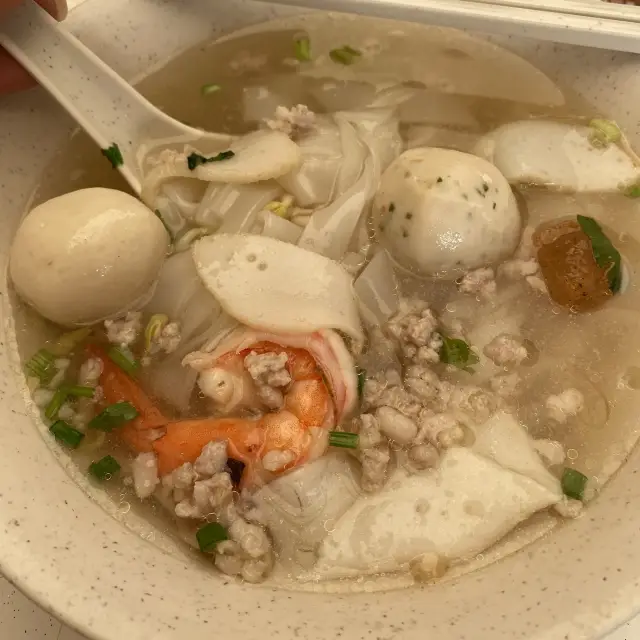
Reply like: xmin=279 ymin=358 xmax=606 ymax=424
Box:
xmin=532 ymin=219 xmax=580 ymax=249
xmin=537 ymin=230 xmax=612 ymax=312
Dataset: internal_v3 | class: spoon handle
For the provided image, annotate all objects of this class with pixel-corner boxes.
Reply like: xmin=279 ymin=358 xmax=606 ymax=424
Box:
xmin=0 ymin=1 xmax=201 ymax=194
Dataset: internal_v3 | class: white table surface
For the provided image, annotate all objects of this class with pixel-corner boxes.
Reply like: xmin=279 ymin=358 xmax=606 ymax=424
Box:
xmin=2 ymin=0 xmax=640 ymax=637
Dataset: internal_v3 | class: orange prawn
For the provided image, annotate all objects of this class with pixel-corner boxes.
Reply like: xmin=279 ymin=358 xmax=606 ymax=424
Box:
xmin=87 ymin=329 xmax=356 ymax=488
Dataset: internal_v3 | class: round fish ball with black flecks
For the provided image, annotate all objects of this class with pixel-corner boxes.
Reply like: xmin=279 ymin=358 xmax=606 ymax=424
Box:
xmin=10 ymin=188 xmax=169 ymax=327
xmin=373 ymin=148 xmax=522 ymax=278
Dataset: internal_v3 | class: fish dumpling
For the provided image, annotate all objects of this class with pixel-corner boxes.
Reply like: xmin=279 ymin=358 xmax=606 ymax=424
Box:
xmin=313 ymin=447 xmax=560 ymax=579
xmin=473 ymin=411 xmax=562 ymax=495
xmin=252 ymin=453 xmax=361 ymax=563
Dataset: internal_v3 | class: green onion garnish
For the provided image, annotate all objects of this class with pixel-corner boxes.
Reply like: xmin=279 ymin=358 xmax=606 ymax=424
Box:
xmin=89 ymin=455 xmax=121 ymax=481
xmin=356 ymin=368 xmax=366 ymax=398
xmin=576 ymin=215 xmax=622 ymax=294
xmin=294 ymin=35 xmax=312 ymax=62
xmin=88 ymin=402 xmax=138 ymax=432
xmin=144 ymin=314 xmax=169 ymax=353
xmin=561 ymin=467 xmax=588 ymax=501
xmin=439 ymin=335 xmax=479 ymax=371
xmin=623 ymin=183 xmax=640 ymax=199
xmin=201 ymin=83 xmax=221 ymax=96
xmin=588 ymin=119 xmax=621 ymax=148
xmin=328 ymin=431 xmax=359 ymax=449
xmin=196 ymin=522 xmax=228 ymax=553
xmin=187 ymin=150 xmax=235 ymax=171
xmin=329 ymin=45 xmax=361 ymax=66
xmin=44 ymin=388 xmax=69 ymax=421
xmin=101 ymin=143 xmax=124 ymax=169
xmin=108 ymin=345 xmax=139 ymax=375
xmin=265 ymin=199 xmax=292 ymax=218
xmin=50 ymin=420 xmax=84 ymax=448
xmin=63 ymin=385 xmax=95 ymax=399
xmin=25 ymin=349 xmax=56 ymax=384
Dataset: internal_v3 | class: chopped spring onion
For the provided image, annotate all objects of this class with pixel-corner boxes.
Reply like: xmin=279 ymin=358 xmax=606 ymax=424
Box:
xmin=50 ymin=420 xmax=84 ymax=448
xmin=576 ymin=215 xmax=622 ymax=294
xmin=50 ymin=327 xmax=92 ymax=357
xmin=561 ymin=467 xmax=588 ymax=501
xmin=89 ymin=455 xmax=121 ymax=481
xmin=196 ymin=522 xmax=228 ymax=553
xmin=623 ymin=183 xmax=640 ymax=199
xmin=108 ymin=345 xmax=139 ymax=375
xmin=44 ymin=388 xmax=69 ymax=421
xmin=356 ymin=368 xmax=366 ymax=398
xmin=265 ymin=195 xmax=295 ymax=219
xmin=187 ymin=150 xmax=235 ymax=171
xmin=329 ymin=45 xmax=361 ymax=66
xmin=328 ymin=431 xmax=359 ymax=449
xmin=294 ymin=35 xmax=312 ymax=62
xmin=265 ymin=202 xmax=286 ymax=217
xmin=24 ymin=349 xmax=56 ymax=384
xmin=88 ymin=402 xmax=138 ymax=432
xmin=588 ymin=119 xmax=622 ymax=148
xmin=144 ymin=314 xmax=169 ymax=353
xmin=101 ymin=143 xmax=124 ymax=168
xmin=63 ymin=385 xmax=95 ymax=399
xmin=201 ymin=83 xmax=221 ymax=96
xmin=439 ymin=335 xmax=479 ymax=371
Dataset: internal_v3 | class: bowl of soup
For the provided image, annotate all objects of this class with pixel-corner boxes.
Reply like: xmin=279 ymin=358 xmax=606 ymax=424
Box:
xmin=2 ymin=0 xmax=640 ymax=638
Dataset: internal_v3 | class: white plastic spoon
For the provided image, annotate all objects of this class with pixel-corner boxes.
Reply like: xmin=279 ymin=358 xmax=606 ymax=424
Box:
xmin=0 ymin=0 xmax=233 ymax=194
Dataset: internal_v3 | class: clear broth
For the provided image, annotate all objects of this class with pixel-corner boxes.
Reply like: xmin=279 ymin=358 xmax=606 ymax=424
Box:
xmin=13 ymin=13 xmax=640 ymax=591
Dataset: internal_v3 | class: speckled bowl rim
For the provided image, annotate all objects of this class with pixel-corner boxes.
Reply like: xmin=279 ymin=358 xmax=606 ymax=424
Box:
xmin=2 ymin=2 xmax=640 ymax=639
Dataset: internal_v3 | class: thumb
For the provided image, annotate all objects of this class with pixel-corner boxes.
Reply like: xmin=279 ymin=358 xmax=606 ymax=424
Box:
xmin=0 ymin=0 xmax=69 ymax=95
xmin=0 ymin=0 xmax=68 ymax=20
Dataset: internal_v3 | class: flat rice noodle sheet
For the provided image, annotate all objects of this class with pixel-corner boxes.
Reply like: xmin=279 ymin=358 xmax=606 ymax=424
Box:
xmin=161 ymin=178 xmax=208 ymax=222
xmin=397 ymin=90 xmax=479 ymax=128
xmin=338 ymin=108 xmax=403 ymax=175
xmin=296 ymin=110 xmax=400 ymax=261
xmin=297 ymin=154 xmax=374 ymax=260
xmin=251 ymin=211 xmax=302 ymax=244
xmin=193 ymin=181 xmax=282 ymax=231
xmin=404 ymin=124 xmax=479 ymax=153
xmin=145 ymin=251 xmax=221 ymax=334
xmin=277 ymin=118 xmax=344 ymax=207
xmin=353 ymin=249 xmax=400 ymax=327
xmin=143 ymin=251 xmax=228 ymax=412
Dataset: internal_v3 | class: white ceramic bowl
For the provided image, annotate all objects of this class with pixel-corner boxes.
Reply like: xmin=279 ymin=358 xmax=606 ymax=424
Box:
xmin=2 ymin=1 xmax=640 ymax=639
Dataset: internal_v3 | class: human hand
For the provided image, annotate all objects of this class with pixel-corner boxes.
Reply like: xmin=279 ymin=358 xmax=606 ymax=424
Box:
xmin=0 ymin=0 xmax=67 ymax=95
